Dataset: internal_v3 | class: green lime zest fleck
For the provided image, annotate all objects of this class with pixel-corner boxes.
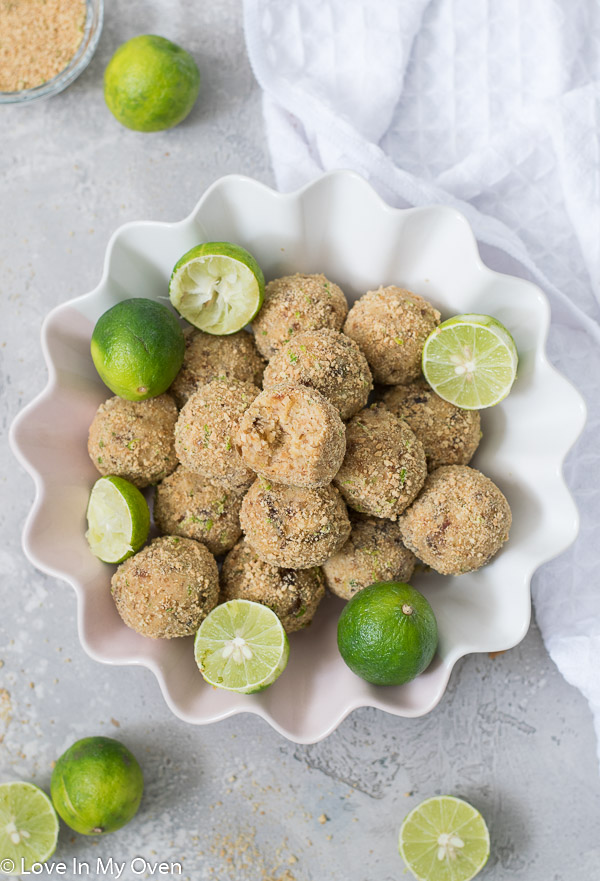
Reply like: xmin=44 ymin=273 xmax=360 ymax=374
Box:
xmin=214 ymin=495 xmax=228 ymax=514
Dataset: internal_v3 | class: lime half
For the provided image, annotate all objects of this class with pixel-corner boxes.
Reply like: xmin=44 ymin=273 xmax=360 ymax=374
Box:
xmin=194 ymin=599 xmax=289 ymax=693
xmin=422 ymin=314 xmax=518 ymax=409
xmin=399 ymin=796 xmax=490 ymax=881
xmin=169 ymin=242 xmax=265 ymax=335
xmin=0 ymin=782 xmax=59 ymax=875
xmin=86 ymin=475 xmax=150 ymax=564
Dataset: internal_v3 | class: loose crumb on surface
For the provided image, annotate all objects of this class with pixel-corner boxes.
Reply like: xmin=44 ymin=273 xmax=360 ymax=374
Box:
xmin=0 ymin=0 xmax=86 ymax=92
xmin=206 ymin=828 xmax=299 ymax=881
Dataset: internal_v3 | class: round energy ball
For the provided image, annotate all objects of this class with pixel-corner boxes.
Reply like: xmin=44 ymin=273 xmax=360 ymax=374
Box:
xmin=169 ymin=327 xmax=266 ymax=409
xmin=398 ymin=465 xmax=512 ymax=575
xmin=252 ymin=273 xmax=348 ymax=359
xmin=154 ymin=466 xmax=243 ymax=556
xmin=263 ymin=328 xmax=373 ymax=420
xmin=221 ymin=538 xmax=326 ymax=632
xmin=334 ymin=405 xmax=427 ymax=519
xmin=111 ymin=536 xmax=219 ymax=638
xmin=323 ymin=516 xmax=416 ymax=601
xmin=382 ymin=378 xmax=481 ymax=470
xmin=240 ymin=480 xmax=351 ymax=569
xmin=174 ymin=378 xmax=260 ymax=490
xmin=343 ymin=286 xmax=440 ymax=385
xmin=237 ymin=383 xmax=346 ymax=488
xmin=88 ymin=394 xmax=178 ymax=488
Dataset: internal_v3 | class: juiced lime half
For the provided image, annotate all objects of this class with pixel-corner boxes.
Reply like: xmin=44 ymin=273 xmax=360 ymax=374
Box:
xmin=422 ymin=314 xmax=518 ymax=409
xmin=86 ymin=475 xmax=150 ymax=564
xmin=399 ymin=796 xmax=490 ymax=881
xmin=0 ymin=782 xmax=59 ymax=875
xmin=169 ymin=242 xmax=265 ymax=335
xmin=194 ymin=599 xmax=289 ymax=693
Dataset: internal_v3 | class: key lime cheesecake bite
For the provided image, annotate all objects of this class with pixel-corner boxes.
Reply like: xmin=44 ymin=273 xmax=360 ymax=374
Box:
xmin=111 ymin=536 xmax=219 ymax=638
xmin=252 ymin=273 xmax=348 ymax=359
xmin=399 ymin=465 xmax=512 ymax=575
xmin=221 ymin=539 xmax=325 ymax=632
xmin=154 ymin=467 xmax=243 ymax=556
xmin=344 ymin=286 xmax=440 ymax=385
xmin=170 ymin=327 xmax=265 ymax=408
xmin=237 ymin=383 xmax=346 ymax=489
xmin=323 ymin=515 xmax=416 ymax=601
xmin=175 ymin=378 xmax=260 ymax=491
xmin=262 ymin=328 xmax=372 ymax=420
xmin=382 ymin=378 xmax=481 ymax=471
xmin=240 ymin=480 xmax=351 ymax=569
xmin=334 ymin=404 xmax=427 ymax=520
xmin=88 ymin=393 xmax=179 ymax=488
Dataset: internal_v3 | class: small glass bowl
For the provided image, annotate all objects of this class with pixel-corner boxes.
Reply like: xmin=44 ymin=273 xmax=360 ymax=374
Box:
xmin=0 ymin=0 xmax=104 ymax=105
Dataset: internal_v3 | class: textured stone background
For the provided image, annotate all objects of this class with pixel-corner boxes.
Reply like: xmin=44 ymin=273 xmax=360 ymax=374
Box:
xmin=1 ymin=2 xmax=599 ymax=879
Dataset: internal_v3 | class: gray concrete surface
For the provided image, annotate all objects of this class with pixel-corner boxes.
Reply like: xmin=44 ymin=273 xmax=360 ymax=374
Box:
xmin=1 ymin=2 xmax=599 ymax=879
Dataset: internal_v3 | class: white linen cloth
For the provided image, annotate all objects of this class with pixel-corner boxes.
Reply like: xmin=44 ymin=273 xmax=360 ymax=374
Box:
xmin=243 ymin=0 xmax=600 ymax=763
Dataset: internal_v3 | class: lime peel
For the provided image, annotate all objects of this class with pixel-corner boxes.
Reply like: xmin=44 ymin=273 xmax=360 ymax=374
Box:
xmin=422 ymin=313 xmax=518 ymax=410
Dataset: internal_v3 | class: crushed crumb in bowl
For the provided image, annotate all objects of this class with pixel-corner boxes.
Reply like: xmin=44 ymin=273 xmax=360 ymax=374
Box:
xmin=0 ymin=0 xmax=103 ymax=103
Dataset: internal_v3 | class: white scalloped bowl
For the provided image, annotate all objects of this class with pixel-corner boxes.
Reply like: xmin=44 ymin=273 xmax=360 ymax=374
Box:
xmin=10 ymin=172 xmax=586 ymax=743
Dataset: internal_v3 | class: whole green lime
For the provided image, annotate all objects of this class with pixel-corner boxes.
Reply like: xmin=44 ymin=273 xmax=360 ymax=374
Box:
xmin=91 ymin=297 xmax=185 ymax=401
xmin=104 ymin=35 xmax=200 ymax=132
xmin=50 ymin=736 xmax=144 ymax=836
xmin=337 ymin=582 xmax=438 ymax=686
